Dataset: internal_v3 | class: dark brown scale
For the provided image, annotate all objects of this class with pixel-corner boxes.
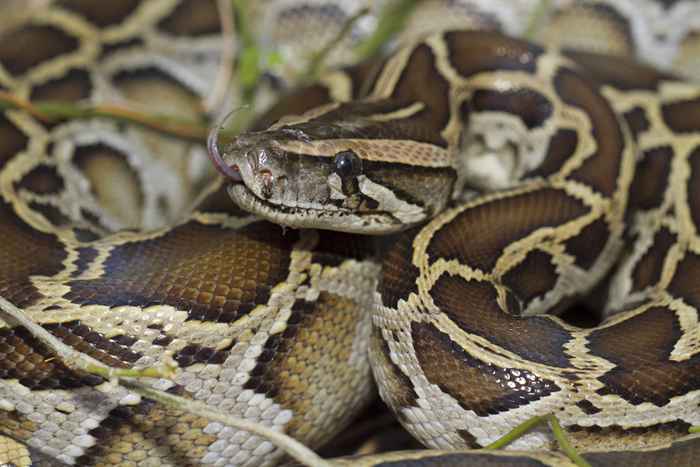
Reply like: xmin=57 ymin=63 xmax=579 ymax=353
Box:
xmin=30 ymin=68 xmax=93 ymax=102
xmin=157 ymin=0 xmax=220 ymax=36
xmin=0 ymin=199 xmax=67 ymax=308
xmin=13 ymin=165 xmax=64 ymax=195
xmin=502 ymin=249 xmax=559 ymax=308
xmin=471 ymin=88 xmax=553 ymax=129
xmin=662 ymin=97 xmax=700 ymax=133
xmin=56 ymin=0 xmax=142 ymax=27
xmin=64 ymin=221 xmax=297 ymax=323
xmin=388 ymin=44 xmax=451 ymax=147
xmin=631 ymin=227 xmax=676 ymax=292
xmin=628 ymin=146 xmax=673 ymax=211
xmin=0 ymin=115 xmax=28 ymax=170
xmin=378 ymin=227 xmax=421 ymax=309
xmin=555 ymin=68 xmax=625 ymax=196
xmin=428 ymin=274 xmax=573 ymax=368
xmin=370 ymin=327 xmax=419 ymax=413
xmin=75 ymin=396 xmax=217 ymax=467
xmin=567 ymin=50 xmax=678 ymax=91
xmin=426 ymin=188 xmax=589 ymax=272
xmin=686 ymin=146 xmax=700 ymax=229
xmin=412 ymin=321 xmax=560 ymax=419
xmin=564 ymin=218 xmax=611 ymax=270
xmin=0 ymin=25 xmax=80 ymax=76
xmin=588 ymin=306 xmax=700 ymax=406
xmin=0 ymin=325 xmax=103 ymax=390
xmin=445 ymin=30 xmax=543 ymax=76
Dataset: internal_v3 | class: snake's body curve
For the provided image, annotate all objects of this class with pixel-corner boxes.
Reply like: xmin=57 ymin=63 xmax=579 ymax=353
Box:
xmin=2 ymin=1 xmax=700 ymax=466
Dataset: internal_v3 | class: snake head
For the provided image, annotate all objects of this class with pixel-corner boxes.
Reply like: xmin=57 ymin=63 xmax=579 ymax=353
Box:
xmin=208 ymin=106 xmax=454 ymax=234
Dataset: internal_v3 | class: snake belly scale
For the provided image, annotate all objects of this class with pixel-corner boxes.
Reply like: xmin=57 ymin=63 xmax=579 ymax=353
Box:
xmin=1 ymin=1 xmax=700 ymax=466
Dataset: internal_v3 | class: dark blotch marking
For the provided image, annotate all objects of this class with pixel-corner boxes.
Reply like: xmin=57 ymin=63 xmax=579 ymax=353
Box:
xmin=567 ymin=50 xmax=677 ymax=91
xmin=662 ymin=97 xmax=700 ymax=133
xmin=629 ymin=145 xmax=673 ymax=212
xmin=75 ymin=393 xmax=216 ymax=467
xmin=631 ymin=227 xmax=676 ymax=292
xmin=445 ymin=30 xmax=543 ymax=76
xmin=412 ymin=322 xmax=560 ymax=416
xmin=564 ymin=218 xmax=610 ymax=270
xmin=0 ymin=198 xmax=67 ymax=307
xmin=252 ymin=84 xmax=331 ymax=131
xmin=45 ymin=320 xmax=141 ymax=365
xmin=669 ymin=252 xmax=700 ymax=311
xmin=173 ymin=343 xmax=229 ymax=367
xmin=623 ymin=107 xmax=650 ymax=141
xmin=430 ymin=275 xmax=572 ymax=368
xmin=112 ymin=67 xmax=199 ymax=101
xmin=378 ymin=228 xmax=421 ymax=309
xmin=71 ymin=247 xmax=99 ymax=278
xmin=528 ymin=128 xmax=578 ymax=178
xmin=556 ymin=68 xmax=624 ymax=196
xmin=686 ymin=146 xmax=700 ymax=229
xmin=0 ymin=24 xmax=80 ymax=76
xmin=428 ymin=187 xmax=589 ymax=272
xmin=64 ymin=221 xmax=297 ymax=323
xmin=312 ymin=230 xmax=377 ymax=267
xmin=14 ymin=165 xmax=64 ymax=195
xmin=0 ymin=115 xmax=28 ymax=169
xmin=57 ymin=0 xmax=141 ymax=27
xmin=472 ymin=88 xmax=552 ymax=129
xmin=589 ymin=306 xmax=700 ymax=406
xmin=389 ymin=43 xmax=451 ymax=147
xmin=30 ymin=68 xmax=92 ymax=101
xmin=157 ymin=0 xmax=220 ymax=36
xmin=575 ymin=399 xmax=602 ymax=415
xmin=502 ymin=250 xmax=559 ymax=308
xmin=370 ymin=326 xmax=419 ymax=413
xmin=0 ymin=325 xmax=103 ymax=390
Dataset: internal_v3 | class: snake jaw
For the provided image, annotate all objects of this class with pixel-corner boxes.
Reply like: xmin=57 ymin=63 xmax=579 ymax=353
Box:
xmin=207 ymin=125 xmax=243 ymax=182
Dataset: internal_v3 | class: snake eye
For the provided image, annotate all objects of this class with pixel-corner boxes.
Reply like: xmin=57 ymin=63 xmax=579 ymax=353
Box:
xmin=334 ymin=150 xmax=362 ymax=178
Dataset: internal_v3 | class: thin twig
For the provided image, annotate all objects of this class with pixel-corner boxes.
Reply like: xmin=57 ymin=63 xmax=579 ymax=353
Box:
xmin=0 ymin=91 xmax=209 ymax=141
xmin=121 ymin=379 xmax=335 ymax=467
xmin=483 ymin=415 xmax=547 ymax=450
xmin=0 ymin=296 xmax=174 ymax=379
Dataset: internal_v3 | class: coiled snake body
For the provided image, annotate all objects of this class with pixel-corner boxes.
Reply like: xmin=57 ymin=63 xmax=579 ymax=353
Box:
xmin=2 ymin=1 xmax=700 ymax=466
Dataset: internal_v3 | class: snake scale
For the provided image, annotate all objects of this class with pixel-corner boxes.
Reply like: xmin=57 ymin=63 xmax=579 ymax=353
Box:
xmin=1 ymin=0 xmax=700 ymax=466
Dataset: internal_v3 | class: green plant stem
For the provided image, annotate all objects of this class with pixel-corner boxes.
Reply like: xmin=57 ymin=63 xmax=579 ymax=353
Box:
xmin=524 ymin=0 xmax=552 ymax=40
xmin=548 ymin=415 xmax=591 ymax=467
xmin=353 ymin=0 xmax=421 ymax=61
xmin=304 ymin=7 xmax=370 ymax=82
xmin=483 ymin=415 xmax=548 ymax=450
xmin=483 ymin=414 xmax=590 ymax=467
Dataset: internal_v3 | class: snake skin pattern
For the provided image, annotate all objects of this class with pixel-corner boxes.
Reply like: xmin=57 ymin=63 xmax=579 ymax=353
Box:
xmin=2 ymin=1 xmax=700 ymax=466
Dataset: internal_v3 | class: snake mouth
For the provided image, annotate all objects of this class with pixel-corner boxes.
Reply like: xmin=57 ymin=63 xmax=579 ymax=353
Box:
xmin=207 ymin=125 xmax=243 ymax=182
xmin=227 ymin=183 xmax=402 ymax=234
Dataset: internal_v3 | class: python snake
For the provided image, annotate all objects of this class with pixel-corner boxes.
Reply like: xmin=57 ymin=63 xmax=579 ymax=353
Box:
xmin=1 ymin=1 xmax=700 ymax=466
